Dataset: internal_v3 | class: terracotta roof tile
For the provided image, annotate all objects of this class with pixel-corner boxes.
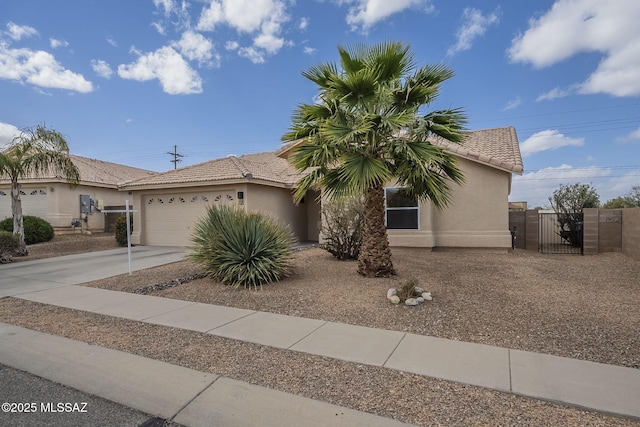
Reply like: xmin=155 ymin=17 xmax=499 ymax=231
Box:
xmin=0 ymin=154 xmax=155 ymax=187
xmin=120 ymin=152 xmax=305 ymax=189
xmin=429 ymin=127 xmax=523 ymax=174
xmin=276 ymin=127 xmax=523 ymax=175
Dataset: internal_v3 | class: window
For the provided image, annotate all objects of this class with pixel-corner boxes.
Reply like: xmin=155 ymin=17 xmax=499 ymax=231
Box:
xmin=385 ymin=187 xmax=419 ymax=229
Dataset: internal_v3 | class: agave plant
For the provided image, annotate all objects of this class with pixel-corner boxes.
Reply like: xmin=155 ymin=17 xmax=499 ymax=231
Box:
xmin=189 ymin=204 xmax=294 ymax=289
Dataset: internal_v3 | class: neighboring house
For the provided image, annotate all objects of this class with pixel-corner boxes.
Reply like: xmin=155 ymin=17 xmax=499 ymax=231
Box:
xmin=278 ymin=126 xmax=524 ymax=249
xmin=123 ymin=126 xmax=522 ymax=250
xmin=0 ymin=155 xmax=155 ymax=232
xmin=119 ymin=152 xmax=321 ymax=246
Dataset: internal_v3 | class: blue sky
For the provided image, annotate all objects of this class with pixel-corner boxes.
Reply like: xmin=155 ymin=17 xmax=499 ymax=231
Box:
xmin=1 ymin=0 xmax=639 ymax=208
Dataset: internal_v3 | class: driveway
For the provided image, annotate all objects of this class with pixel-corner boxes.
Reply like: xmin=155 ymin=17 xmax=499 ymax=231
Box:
xmin=0 ymin=246 xmax=188 ymax=298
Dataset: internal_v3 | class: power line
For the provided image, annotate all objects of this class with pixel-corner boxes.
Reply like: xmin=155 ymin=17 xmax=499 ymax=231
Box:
xmin=166 ymin=145 xmax=185 ymax=169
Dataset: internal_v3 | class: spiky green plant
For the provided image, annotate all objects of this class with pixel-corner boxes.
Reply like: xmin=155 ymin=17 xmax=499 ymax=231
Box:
xmin=189 ymin=205 xmax=294 ymax=289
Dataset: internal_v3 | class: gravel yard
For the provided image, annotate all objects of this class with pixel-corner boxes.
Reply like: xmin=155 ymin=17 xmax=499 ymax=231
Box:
xmin=1 ymin=233 xmax=639 ymax=426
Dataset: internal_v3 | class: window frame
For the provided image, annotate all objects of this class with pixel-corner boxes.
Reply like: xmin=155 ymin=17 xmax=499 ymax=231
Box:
xmin=384 ymin=187 xmax=420 ymax=230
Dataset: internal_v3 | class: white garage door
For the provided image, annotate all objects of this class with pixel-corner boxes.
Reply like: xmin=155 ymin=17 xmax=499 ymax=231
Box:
xmin=143 ymin=190 xmax=236 ymax=246
xmin=0 ymin=188 xmax=48 ymax=220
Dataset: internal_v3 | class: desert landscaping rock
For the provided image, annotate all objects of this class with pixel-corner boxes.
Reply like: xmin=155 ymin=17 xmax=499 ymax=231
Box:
xmin=388 ymin=295 xmax=400 ymax=304
xmin=404 ymin=298 xmax=419 ymax=306
xmin=2 ymin=234 xmax=639 ymax=426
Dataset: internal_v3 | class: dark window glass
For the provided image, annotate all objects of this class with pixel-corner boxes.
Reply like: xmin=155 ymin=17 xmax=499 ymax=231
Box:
xmin=385 ymin=188 xmax=417 ymax=208
xmin=386 ymin=210 xmax=418 ymax=229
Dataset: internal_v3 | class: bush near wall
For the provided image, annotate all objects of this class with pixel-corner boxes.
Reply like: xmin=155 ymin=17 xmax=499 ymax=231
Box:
xmin=320 ymin=197 xmax=364 ymax=260
xmin=115 ymin=214 xmax=133 ymax=247
xmin=0 ymin=216 xmax=54 ymax=245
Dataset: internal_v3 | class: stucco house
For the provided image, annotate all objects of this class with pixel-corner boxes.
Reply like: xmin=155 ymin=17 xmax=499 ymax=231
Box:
xmin=277 ymin=126 xmax=524 ymax=249
xmin=119 ymin=152 xmax=321 ymax=246
xmin=0 ymin=155 xmax=155 ymax=233
xmin=122 ymin=126 xmax=522 ymax=250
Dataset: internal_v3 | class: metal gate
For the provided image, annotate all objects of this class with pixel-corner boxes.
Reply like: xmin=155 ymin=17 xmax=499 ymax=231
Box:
xmin=539 ymin=212 xmax=584 ymax=255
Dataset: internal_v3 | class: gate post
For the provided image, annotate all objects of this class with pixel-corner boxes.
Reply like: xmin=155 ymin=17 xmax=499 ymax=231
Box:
xmin=582 ymin=208 xmax=599 ymax=255
xmin=525 ymin=209 xmax=539 ymax=252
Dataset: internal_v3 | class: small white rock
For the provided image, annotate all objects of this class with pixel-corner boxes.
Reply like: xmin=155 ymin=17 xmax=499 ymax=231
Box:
xmin=405 ymin=298 xmax=419 ymax=306
xmin=389 ymin=295 xmax=400 ymax=304
xmin=422 ymin=292 xmax=433 ymax=301
xmin=415 ymin=287 xmax=424 ymax=294
xmin=417 ymin=297 xmax=425 ymax=303
xmin=387 ymin=288 xmax=397 ymax=299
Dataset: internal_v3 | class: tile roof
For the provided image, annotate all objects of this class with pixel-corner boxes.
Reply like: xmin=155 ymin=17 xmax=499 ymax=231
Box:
xmin=0 ymin=154 xmax=155 ymax=187
xmin=430 ymin=127 xmax=523 ymax=174
xmin=276 ymin=126 xmax=523 ymax=175
xmin=119 ymin=127 xmax=523 ymax=190
xmin=120 ymin=152 xmax=305 ymax=189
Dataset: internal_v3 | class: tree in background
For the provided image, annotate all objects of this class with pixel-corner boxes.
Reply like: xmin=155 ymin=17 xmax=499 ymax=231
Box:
xmin=548 ymin=183 xmax=600 ymax=247
xmin=282 ymin=41 xmax=467 ymax=277
xmin=603 ymin=184 xmax=640 ymax=208
xmin=0 ymin=125 xmax=80 ymax=254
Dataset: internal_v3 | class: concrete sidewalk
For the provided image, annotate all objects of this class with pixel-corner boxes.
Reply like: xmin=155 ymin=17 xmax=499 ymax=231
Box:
xmin=0 ymin=322 xmax=409 ymax=427
xmin=10 ymin=284 xmax=640 ymax=420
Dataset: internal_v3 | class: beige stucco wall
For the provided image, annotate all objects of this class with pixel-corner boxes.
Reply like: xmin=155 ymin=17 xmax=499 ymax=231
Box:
xmin=388 ymin=158 xmax=512 ymax=249
xmin=0 ymin=181 xmax=130 ymax=232
xmin=245 ymin=183 xmax=319 ymax=242
xmin=129 ymin=182 xmax=320 ymax=246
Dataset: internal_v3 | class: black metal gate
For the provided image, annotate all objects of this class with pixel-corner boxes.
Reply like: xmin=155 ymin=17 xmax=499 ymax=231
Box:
xmin=539 ymin=212 xmax=584 ymax=255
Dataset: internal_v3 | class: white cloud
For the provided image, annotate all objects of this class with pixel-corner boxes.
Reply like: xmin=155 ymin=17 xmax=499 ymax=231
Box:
xmin=106 ymin=36 xmax=118 ymax=47
xmin=0 ymin=122 xmax=20 ymax=148
xmin=238 ymin=46 xmax=265 ymax=64
xmin=341 ymin=0 xmax=433 ymax=32
xmin=172 ymin=30 xmax=218 ymax=67
xmin=502 ymin=96 xmax=521 ymax=111
xmin=447 ymin=7 xmax=500 ymax=57
xmin=151 ymin=21 xmax=166 ymax=35
xmin=117 ymin=46 xmax=202 ymax=95
xmin=5 ymin=22 xmax=39 ymax=41
xmin=153 ymin=0 xmax=177 ymax=16
xmin=91 ymin=59 xmax=113 ymax=79
xmin=616 ymin=127 xmax=640 ymax=143
xmin=0 ymin=45 xmax=93 ymax=93
xmin=49 ymin=38 xmax=69 ymax=49
xmin=225 ymin=41 xmax=239 ymax=51
xmin=197 ymin=0 xmax=289 ymax=62
xmin=519 ymin=130 xmax=584 ymax=157
xmin=509 ymin=0 xmax=640 ymax=97
xmin=303 ymin=46 xmax=316 ymax=55
xmin=536 ymin=86 xmax=573 ymax=101
xmin=298 ymin=17 xmax=309 ymax=31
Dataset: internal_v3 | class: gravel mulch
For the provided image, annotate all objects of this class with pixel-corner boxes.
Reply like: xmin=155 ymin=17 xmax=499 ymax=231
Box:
xmin=1 ymin=235 xmax=639 ymax=426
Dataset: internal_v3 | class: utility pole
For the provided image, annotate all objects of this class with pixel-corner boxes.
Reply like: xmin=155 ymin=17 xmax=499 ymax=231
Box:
xmin=166 ymin=145 xmax=184 ymax=169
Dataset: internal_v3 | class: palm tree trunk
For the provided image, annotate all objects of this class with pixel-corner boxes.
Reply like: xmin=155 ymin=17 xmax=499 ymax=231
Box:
xmin=11 ymin=178 xmax=28 ymax=255
xmin=358 ymin=185 xmax=395 ymax=277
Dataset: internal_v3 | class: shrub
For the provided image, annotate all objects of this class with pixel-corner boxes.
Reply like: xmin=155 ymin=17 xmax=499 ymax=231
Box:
xmin=320 ymin=196 xmax=364 ymax=260
xmin=0 ymin=215 xmax=54 ymax=244
xmin=396 ymin=279 xmax=419 ymax=302
xmin=0 ymin=231 xmax=20 ymax=255
xmin=115 ymin=214 xmax=133 ymax=247
xmin=189 ymin=204 xmax=294 ymax=289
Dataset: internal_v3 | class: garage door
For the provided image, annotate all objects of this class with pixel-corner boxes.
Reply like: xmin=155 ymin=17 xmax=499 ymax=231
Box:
xmin=143 ymin=190 xmax=236 ymax=246
xmin=0 ymin=188 xmax=48 ymax=220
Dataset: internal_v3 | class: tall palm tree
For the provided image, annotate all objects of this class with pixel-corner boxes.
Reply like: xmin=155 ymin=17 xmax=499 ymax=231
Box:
xmin=0 ymin=125 xmax=80 ymax=254
xmin=282 ymin=41 xmax=467 ymax=277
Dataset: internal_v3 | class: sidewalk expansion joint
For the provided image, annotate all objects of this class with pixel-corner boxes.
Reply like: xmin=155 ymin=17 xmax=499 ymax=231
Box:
xmin=168 ymin=374 xmax=220 ymax=422
xmin=508 ymin=349 xmax=513 ymax=392
xmin=140 ymin=301 xmax=199 ymax=322
xmin=287 ymin=320 xmax=329 ymax=349
xmin=381 ymin=332 xmax=407 ymax=367
xmin=204 ymin=310 xmax=258 ymax=333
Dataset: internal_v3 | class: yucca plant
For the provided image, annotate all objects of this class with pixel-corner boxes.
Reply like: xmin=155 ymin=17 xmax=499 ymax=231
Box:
xmin=189 ymin=205 xmax=294 ymax=289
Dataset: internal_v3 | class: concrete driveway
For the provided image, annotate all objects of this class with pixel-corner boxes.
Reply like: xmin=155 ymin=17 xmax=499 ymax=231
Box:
xmin=0 ymin=246 xmax=188 ymax=298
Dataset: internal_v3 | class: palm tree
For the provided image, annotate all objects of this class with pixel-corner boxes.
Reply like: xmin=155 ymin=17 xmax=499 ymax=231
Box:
xmin=282 ymin=41 xmax=467 ymax=277
xmin=0 ymin=125 xmax=80 ymax=254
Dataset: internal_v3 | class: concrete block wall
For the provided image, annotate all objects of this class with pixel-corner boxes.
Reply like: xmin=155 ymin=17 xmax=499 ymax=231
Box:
xmin=622 ymin=208 xmax=640 ymax=261
xmin=582 ymin=209 xmax=599 ymax=255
